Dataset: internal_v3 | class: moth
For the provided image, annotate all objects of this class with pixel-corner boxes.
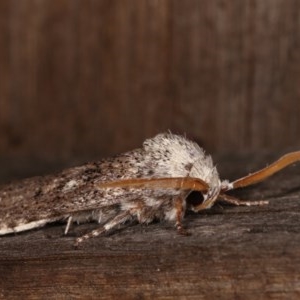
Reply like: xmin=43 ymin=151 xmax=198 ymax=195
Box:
xmin=0 ymin=133 xmax=299 ymax=246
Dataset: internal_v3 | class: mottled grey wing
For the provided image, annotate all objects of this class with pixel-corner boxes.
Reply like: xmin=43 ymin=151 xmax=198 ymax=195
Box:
xmin=0 ymin=150 xmax=148 ymax=230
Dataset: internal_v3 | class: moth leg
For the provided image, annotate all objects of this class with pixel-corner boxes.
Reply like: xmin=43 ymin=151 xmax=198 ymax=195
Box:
xmin=174 ymin=197 xmax=190 ymax=236
xmin=219 ymin=193 xmax=269 ymax=206
xmin=75 ymin=211 xmax=132 ymax=246
xmin=64 ymin=216 xmax=72 ymax=235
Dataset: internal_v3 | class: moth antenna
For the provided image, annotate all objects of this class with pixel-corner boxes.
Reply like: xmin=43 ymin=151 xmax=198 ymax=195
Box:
xmin=97 ymin=177 xmax=209 ymax=192
xmin=229 ymin=151 xmax=300 ymax=189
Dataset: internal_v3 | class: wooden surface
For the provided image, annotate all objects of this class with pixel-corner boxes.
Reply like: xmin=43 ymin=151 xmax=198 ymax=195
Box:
xmin=1 ymin=0 xmax=300 ymax=177
xmin=0 ymin=153 xmax=300 ymax=299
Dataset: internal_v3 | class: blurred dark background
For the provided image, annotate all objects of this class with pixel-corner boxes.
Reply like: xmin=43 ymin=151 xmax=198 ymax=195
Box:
xmin=0 ymin=0 xmax=300 ymax=182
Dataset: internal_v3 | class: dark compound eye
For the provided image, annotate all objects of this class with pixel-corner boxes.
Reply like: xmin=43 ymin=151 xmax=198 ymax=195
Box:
xmin=186 ymin=191 xmax=205 ymax=207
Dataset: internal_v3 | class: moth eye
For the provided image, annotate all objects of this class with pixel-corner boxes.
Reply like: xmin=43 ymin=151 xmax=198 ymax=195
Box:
xmin=186 ymin=191 xmax=204 ymax=207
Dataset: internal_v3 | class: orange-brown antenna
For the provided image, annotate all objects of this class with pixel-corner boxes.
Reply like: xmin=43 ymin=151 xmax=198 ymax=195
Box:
xmin=231 ymin=151 xmax=300 ymax=189
xmin=97 ymin=177 xmax=209 ymax=192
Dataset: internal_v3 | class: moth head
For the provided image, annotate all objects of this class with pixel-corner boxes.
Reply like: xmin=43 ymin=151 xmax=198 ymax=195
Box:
xmin=188 ymin=186 xmax=221 ymax=212
xmin=190 ymin=150 xmax=300 ymax=212
xmin=98 ymin=150 xmax=300 ymax=212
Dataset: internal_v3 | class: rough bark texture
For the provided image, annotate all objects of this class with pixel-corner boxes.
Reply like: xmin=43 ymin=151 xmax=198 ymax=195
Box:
xmin=0 ymin=153 xmax=300 ymax=299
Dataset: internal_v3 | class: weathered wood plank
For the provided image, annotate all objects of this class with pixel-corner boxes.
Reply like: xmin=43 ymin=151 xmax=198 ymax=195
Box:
xmin=1 ymin=0 xmax=300 ymax=174
xmin=0 ymin=153 xmax=300 ymax=299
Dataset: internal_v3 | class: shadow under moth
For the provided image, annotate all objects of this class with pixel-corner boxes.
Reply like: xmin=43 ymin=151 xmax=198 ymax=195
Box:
xmin=0 ymin=133 xmax=299 ymax=246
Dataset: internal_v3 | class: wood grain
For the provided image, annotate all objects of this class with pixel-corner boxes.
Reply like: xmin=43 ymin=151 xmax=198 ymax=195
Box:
xmin=0 ymin=2 xmax=300 ymax=185
xmin=0 ymin=153 xmax=300 ymax=299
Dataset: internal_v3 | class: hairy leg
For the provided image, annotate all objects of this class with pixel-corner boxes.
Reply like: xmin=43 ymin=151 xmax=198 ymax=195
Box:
xmin=75 ymin=211 xmax=132 ymax=246
xmin=174 ymin=197 xmax=190 ymax=235
xmin=218 ymin=193 xmax=269 ymax=206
